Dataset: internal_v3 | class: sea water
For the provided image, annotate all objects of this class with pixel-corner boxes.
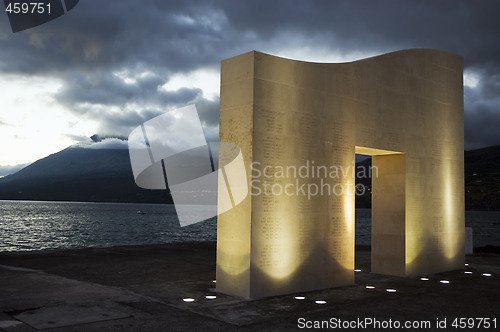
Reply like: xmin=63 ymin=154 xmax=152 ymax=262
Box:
xmin=0 ymin=200 xmax=215 ymax=251
xmin=0 ymin=200 xmax=499 ymax=251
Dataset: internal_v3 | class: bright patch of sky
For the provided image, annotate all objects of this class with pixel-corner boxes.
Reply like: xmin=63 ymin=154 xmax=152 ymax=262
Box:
xmin=0 ymin=74 xmax=97 ymax=166
xmin=161 ymin=68 xmax=220 ymax=101
xmin=272 ymin=46 xmax=378 ymax=64
xmin=463 ymin=70 xmax=480 ymax=88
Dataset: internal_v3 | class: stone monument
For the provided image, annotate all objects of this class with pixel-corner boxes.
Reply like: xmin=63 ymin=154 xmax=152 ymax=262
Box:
xmin=217 ymin=49 xmax=464 ymax=298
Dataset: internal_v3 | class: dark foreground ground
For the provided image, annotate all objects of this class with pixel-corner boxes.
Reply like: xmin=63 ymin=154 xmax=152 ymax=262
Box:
xmin=0 ymin=243 xmax=498 ymax=331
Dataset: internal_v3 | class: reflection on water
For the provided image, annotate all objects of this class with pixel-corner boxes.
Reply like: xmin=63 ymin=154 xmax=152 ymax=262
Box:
xmin=0 ymin=200 xmax=215 ymax=251
xmin=0 ymin=201 xmax=498 ymax=251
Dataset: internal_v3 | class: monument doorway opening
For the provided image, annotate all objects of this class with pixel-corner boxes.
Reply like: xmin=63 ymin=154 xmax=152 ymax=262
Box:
xmin=355 ymin=146 xmax=406 ymax=276
xmin=354 ymin=153 xmax=372 ymax=250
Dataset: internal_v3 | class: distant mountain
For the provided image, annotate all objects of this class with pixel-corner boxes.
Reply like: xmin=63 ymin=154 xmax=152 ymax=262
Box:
xmin=0 ymin=146 xmax=172 ymax=204
xmin=0 ymin=144 xmax=499 ymax=210
xmin=465 ymin=144 xmax=500 ymax=210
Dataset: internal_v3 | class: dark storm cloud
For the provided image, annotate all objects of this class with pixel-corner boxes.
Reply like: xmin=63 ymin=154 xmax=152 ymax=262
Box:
xmin=464 ymin=77 xmax=500 ymax=150
xmin=0 ymin=1 xmax=236 ymax=75
xmin=2 ymin=0 xmax=500 ymax=74
xmin=196 ymin=97 xmax=220 ymax=141
xmin=54 ymin=68 xmax=205 ymax=136
xmin=0 ymin=0 xmax=499 ymax=149
xmin=220 ymin=0 xmax=500 ymax=64
xmin=465 ymin=101 xmax=500 ymax=150
xmin=57 ymin=70 xmax=201 ymax=107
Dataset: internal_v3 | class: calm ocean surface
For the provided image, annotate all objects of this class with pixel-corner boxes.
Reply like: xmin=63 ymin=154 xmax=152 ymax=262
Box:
xmin=0 ymin=200 xmax=499 ymax=252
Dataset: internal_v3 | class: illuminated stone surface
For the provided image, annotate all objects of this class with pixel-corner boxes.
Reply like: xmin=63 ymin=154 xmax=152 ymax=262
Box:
xmin=217 ymin=50 xmax=464 ymax=298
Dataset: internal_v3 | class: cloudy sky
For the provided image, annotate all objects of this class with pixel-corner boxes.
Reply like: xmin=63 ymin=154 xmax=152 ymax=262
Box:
xmin=0 ymin=0 xmax=499 ymax=175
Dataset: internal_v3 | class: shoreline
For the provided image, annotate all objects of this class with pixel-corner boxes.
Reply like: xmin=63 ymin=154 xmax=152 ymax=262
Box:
xmin=3 ymin=198 xmax=500 ymax=211
xmin=0 ymin=240 xmax=216 ymax=256
xmin=1 ymin=241 xmax=499 ymax=255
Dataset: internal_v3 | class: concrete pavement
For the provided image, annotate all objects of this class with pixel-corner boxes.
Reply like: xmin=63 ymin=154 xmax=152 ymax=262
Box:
xmin=0 ymin=243 xmax=498 ymax=331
